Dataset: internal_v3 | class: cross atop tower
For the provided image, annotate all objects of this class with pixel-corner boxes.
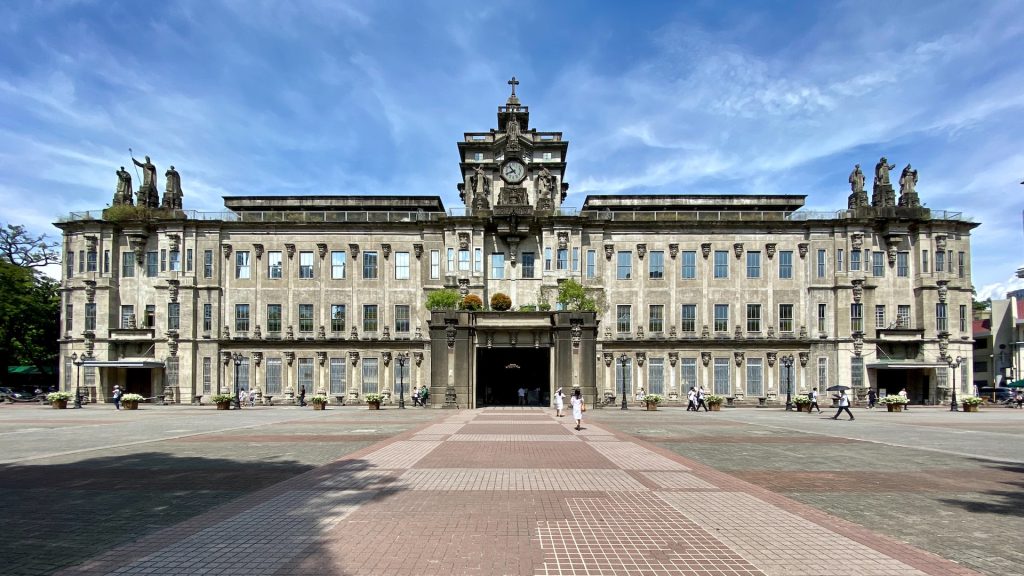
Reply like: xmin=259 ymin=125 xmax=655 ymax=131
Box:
xmin=507 ymin=76 xmax=519 ymax=97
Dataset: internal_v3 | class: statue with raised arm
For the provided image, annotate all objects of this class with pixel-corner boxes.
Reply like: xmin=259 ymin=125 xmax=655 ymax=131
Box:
xmin=114 ymin=166 xmax=133 ymax=206
xmin=163 ymin=165 xmax=183 ymax=209
xmin=132 ymin=155 xmax=158 ymax=207
xmin=874 ymin=157 xmax=895 ymax=187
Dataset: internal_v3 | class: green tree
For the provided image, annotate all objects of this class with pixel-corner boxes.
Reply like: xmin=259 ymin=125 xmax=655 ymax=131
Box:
xmin=425 ymin=288 xmax=461 ymax=311
xmin=0 ymin=224 xmax=61 ymax=382
xmin=556 ymin=279 xmax=598 ymax=312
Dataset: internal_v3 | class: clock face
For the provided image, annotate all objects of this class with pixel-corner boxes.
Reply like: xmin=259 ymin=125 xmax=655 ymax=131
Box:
xmin=501 ymin=160 xmax=526 ymax=183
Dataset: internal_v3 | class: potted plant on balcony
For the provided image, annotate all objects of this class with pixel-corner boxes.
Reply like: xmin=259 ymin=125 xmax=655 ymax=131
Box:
xmin=879 ymin=395 xmax=908 ymax=412
xmin=490 ymin=292 xmax=512 ymax=311
xmin=310 ymin=395 xmax=329 ymax=410
xmin=365 ymin=393 xmax=383 ymax=410
xmin=705 ymin=394 xmax=726 ymax=411
xmin=47 ymin=391 xmax=72 ymax=409
xmin=212 ymin=393 xmax=233 ymax=410
xmin=793 ymin=394 xmax=811 ymax=412
xmin=642 ymin=394 xmax=663 ymax=411
xmin=960 ymin=395 xmax=983 ymax=412
xmin=121 ymin=393 xmax=144 ymax=410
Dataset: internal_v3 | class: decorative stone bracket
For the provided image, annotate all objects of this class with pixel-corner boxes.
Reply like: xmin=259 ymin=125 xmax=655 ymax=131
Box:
xmin=798 ymin=243 xmax=808 ymax=259
xmin=458 ymin=232 xmax=470 ymax=250
xmin=636 ymin=243 xmax=647 ymax=260
xmin=557 ymin=231 xmax=569 ymax=250
xmin=799 ymin=351 xmax=809 ymax=367
xmin=668 ymin=351 xmax=678 ymax=367
xmin=446 ymin=324 xmax=457 ymax=348
xmin=413 ymin=243 xmax=423 ymax=259
xmin=853 ymin=332 xmax=864 ymax=356
xmin=285 ymin=244 xmax=295 ymax=259
xmin=937 ymin=280 xmax=948 ymax=302
xmin=604 ymin=244 xmax=614 ymax=260
xmin=935 ymin=234 xmax=947 ymax=251
xmin=317 ymin=243 xmax=328 ymax=259
xmin=252 ymin=351 xmax=263 ymax=367
xmin=284 ymin=351 xmax=295 ymax=366
xmin=767 ymin=351 xmax=777 ymax=367
xmin=382 ymin=351 xmax=392 ymax=366
xmin=852 ymin=279 xmax=864 ymax=302
xmin=603 ymin=352 xmax=613 ymax=367
xmin=253 ymin=243 xmax=264 ymax=260
xmin=349 ymin=350 xmax=360 ymax=366
xmin=413 ymin=351 xmax=424 ymax=366
xmin=734 ymin=351 xmax=744 ymax=366
xmin=668 ymin=244 xmax=678 ymax=259
xmin=85 ymin=280 xmax=96 ymax=302
xmin=222 ymin=244 xmax=232 ymax=260
xmin=381 ymin=243 xmax=391 ymax=259
xmin=701 ymin=351 xmax=711 ymax=367
xmin=733 ymin=243 xmax=744 ymax=259
xmin=221 ymin=351 xmax=231 ymax=366
xmin=851 ymin=233 xmax=864 ymax=250
xmin=636 ymin=352 xmax=646 ymax=367
xmin=766 ymin=243 xmax=777 ymax=259
xmin=701 ymin=243 xmax=711 ymax=259
xmin=167 ymin=279 xmax=179 ymax=303
xmin=348 ymin=243 xmax=359 ymax=262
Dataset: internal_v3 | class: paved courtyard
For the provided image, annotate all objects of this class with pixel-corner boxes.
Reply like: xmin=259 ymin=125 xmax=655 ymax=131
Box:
xmin=1 ymin=402 xmax=1020 ymax=575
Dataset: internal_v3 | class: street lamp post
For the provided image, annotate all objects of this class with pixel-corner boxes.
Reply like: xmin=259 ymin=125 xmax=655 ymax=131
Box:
xmin=948 ymin=355 xmax=962 ymax=412
xmin=782 ymin=354 xmax=795 ymax=411
xmin=72 ymin=352 xmax=83 ymax=408
xmin=619 ymin=353 xmax=629 ymax=410
xmin=397 ymin=353 xmax=407 ymax=409
xmin=231 ymin=353 xmax=244 ymax=409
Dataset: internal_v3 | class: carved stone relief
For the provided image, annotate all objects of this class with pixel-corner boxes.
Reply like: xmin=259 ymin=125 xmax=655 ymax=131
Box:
xmin=798 ymin=243 xmax=808 ymax=259
xmin=733 ymin=243 xmax=744 ymax=259
xmin=799 ymin=351 xmax=809 ymax=367
xmin=381 ymin=243 xmax=391 ymax=259
xmin=458 ymin=232 xmax=470 ymax=250
xmin=604 ymin=244 xmax=614 ymax=260
xmin=766 ymin=243 xmax=776 ymax=259
xmin=557 ymin=231 xmax=568 ymax=250
xmin=253 ymin=243 xmax=264 ymax=260
xmin=767 ymin=352 xmax=777 ymax=367
xmin=668 ymin=244 xmax=679 ymax=259
xmin=636 ymin=244 xmax=647 ymax=260
xmin=222 ymin=244 xmax=232 ymax=260
xmin=285 ymin=243 xmax=295 ymax=259
xmin=701 ymin=351 xmax=711 ymax=367
xmin=701 ymin=243 xmax=711 ymax=259
xmin=734 ymin=351 xmax=744 ymax=366
xmin=317 ymin=243 xmax=327 ymax=259
xmin=668 ymin=351 xmax=678 ymax=367
xmin=636 ymin=352 xmax=646 ymax=367
xmin=413 ymin=243 xmax=423 ymax=259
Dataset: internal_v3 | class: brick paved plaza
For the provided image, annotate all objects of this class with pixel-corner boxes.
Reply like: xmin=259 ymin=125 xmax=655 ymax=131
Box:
xmin=1 ymin=403 xmax=1021 ymax=575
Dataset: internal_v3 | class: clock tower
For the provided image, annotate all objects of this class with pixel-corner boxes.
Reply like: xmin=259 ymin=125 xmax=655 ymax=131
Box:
xmin=457 ymin=77 xmax=569 ymax=215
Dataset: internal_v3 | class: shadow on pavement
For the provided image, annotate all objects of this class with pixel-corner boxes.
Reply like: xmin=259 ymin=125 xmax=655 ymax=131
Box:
xmin=937 ymin=462 xmax=1024 ymax=516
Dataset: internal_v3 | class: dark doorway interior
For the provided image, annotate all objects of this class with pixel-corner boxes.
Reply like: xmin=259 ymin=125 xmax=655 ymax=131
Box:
xmin=876 ymin=369 xmax=930 ymax=404
xmin=124 ymin=368 xmax=151 ymax=396
xmin=476 ymin=347 xmax=550 ymax=406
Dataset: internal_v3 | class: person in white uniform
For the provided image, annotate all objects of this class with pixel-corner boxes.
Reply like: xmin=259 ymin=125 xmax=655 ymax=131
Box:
xmin=570 ymin=389 xmax=584 ymax=431
xmin=554 ymin=387 xmax=565 ymax=417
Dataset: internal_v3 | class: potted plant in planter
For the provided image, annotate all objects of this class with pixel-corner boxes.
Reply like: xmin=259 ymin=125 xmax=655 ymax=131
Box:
xmin=212 ymin=393 xmax=233 ymax=410
xmin=365 ymin=393 xmax=383 ymax=410
xmin=793 ymin=394 xmax=811 ymax=412
xmin=490 ymin=292 xmax=512 ymax=311
xmin=121 ymin=393 xmax=145 ymax=410
xmin=642 ymin=394 xmax=663 ymax=411
xmin=705 ymin=394 xmax=726 ymax=411
xmin=960 ymin=395 xmax=983 ymax=412
xmin=310 ymin=395 xmax=329 ymax=410
xmin=879 ymin=395 xmax=908 ymax=412
xmin=47 ymin=391 xmax=72 ymax=409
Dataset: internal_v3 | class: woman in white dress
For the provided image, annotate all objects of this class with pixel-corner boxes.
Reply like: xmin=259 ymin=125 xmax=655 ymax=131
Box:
xmin=570 ymin=389 xmax=584 ymax=431
xmin=554 ymin=387 xmax=565 ymax=417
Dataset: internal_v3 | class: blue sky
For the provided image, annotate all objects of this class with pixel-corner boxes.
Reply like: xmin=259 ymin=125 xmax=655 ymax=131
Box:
xmin=1 ymin=0 xmax=1022 ymax=297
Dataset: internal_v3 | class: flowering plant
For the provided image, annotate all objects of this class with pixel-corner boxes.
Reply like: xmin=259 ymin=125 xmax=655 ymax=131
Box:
xmin=212 ymin=393 xmax=234 ymax=403
xmin=793 ymin=394 xmax=811 ymax=405
xmin=879 ymin=395 xmax=908 ymax=405
xmin=960 ymin=395 xmax=983 ymax=406
xmin=642 ymin=394 xmax=663 ymax=404
xmin=46 ymin=391 xmax=72 ymax=402
xmin=364 ymin=393 xmax=384 ymax=404
xmin=121 ymin=393 xmax=145 ymax=402
xmin=310 ymin=394 xmax=329 ymax=405
xmin=705 ymin=394 xmax=726 ymax=405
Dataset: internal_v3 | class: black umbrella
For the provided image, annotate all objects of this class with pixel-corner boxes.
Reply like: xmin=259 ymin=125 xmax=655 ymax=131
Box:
xmin=826 ymin=385 xmax=850 ymax=392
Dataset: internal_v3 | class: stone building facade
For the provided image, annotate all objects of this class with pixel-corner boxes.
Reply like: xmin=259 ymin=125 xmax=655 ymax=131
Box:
xmin=56 ymin=84 xmax=978 ymax=407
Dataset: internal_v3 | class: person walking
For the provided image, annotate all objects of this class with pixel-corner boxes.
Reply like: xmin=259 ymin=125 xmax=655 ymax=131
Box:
xmin=867 ymin=389 xmax=878 ymax=409
xmin=808 ymin=389 xmax=821 ymax=414
xmin=518 ymin=386 xmax=527 ymax=406
xmin=570 ymin=388 xmax=585 ymax=431
xmin=554 ymin=387 xmax=565 ymax=417
xmin=694 ymin=386 xmax=709 ymax=412
xmin=1014 ymin=390 xmax=1023 ymax=409
xmin=112 ymin=385 xmax=122 ymax=410
xmin=898 ymin=387 xmax=909 ymax=411
xmin=831 ymin=389 xmax=854 ymax=420
xmin=412 ymin=385 xmax=422 ymax=407
xmin=686 ymin=387 xmax=697 ymax=411
xmin=298 ymin=385 xmax=307 ymax=407
xmin=419 ymin=385 xmax=429 ymax=407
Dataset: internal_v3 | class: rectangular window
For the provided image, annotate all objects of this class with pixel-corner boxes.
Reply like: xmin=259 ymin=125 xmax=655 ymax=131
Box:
xmin=121 ymin=252 xmax=135 ymax=277
xmin=430 ymin=250 xmax=440 ymax=279
xmin=936 ymin=250 xmax=945 ymax=272
xmin=648 ymin=357 xmax=664 ymax=395
xmin=851 ymin=356 xmax=864 ymax=388
xmin=521 ymin=252 xmax=535 ymax=278
xmin=329 ymin=358 xmax=346 ymax=395
xmin=714 ymin=250 xmax=729 ymax=278
xmin=363 ymin=304 xmax=378 ymax=333
xmin=145 ymin=305 xmax=155 ymax=328
xmin=779 ymin=304 xmax=794 ymax=333
xmin=681 ymin=304 xmax=696 ymax=333
xmin=331 ymin=304 xmax=346 ymax=333
xmin=265 ymin=358 xmax=282 ymax=395
xmin=235 ymin=357 xmax=249 ymax=392
xmin=948 ymin=250 xmax=954 ymax=276
xmin=203 ymin=303 xmax=212 ymax=332
xmin=850 ymin=249 xmax=861 ymax=272
xmin=681 ymin=358 xmax=697 ymax=390
xmin=586 ymin=250 xmax=596 ymax=278
xmin=458 ymin=249 xmax=470 ymax=271
xmin=817 ymin=249 xmax=826 ymax=278
xmin=922 ymin=250 xmax=929 ymax=273
xmin=876 ymin=305 xmax=886 ymax=329
xmin=186 ymin=248 xmax=192 ymax=272
xmin=615 ymin=357 xmax=632 ymax=396
xmin=146 ymin=251 xmax=158 ymax=277
xmin=713 ymin=358 xmax=730 ymax=395
xmin=817 ymin=303 xmax=827 ymax=333
xmin=473 ymin=152 xmax=483 ymax=161
xmin=395 ymin=252 xmax=410 ymax=280
xmin=746 ymin=304 xmax=761 ymax=333
xmin=936 ymin=303 xmax=948 ymax=333
xmin=66 ymin=251 xmax=74 ymax=278
xmin=169 ymin=250 xmax=180 ymax=272
xmin=298 ymin=304 xmax=314 ymax=333
xmin=474 ymin=247 xmax=483 ymax=273
xmin=491 ymin=253 xmax=505 ymax=279
xmin=545 ymin=247 xmax=553 ymax=271
xmin=363 ymin=251 xmax=378 ymax=279
xmin=958 ymin=251 xmax=965 ymax=278
xmin=268 ymin=251 xmax=283 ymax=279
xmin=83 ymin=366 xmax=96 ymax=387
xmin=681 ymin=250 xmax=696 ymax=279
xmin=556 ymin=248 xmax=568 ymax=270
xmin=120 ymin=305 xmax=134 ymax=328
xmin=897 ymin=251 xmax=909 ymax=277
xmin=84 ymin=303 xmax=96 ymax=331
xmin=447 ymin=248 xmax=455 ymax=272
xmin=649 ymin=305 xmax=664 ymax=333
xmin=395 ymin=305 xmax=410 ymax=333
xmin=235 ymin=251 xmax=250 ymax=279
xmin=617 ymin=251 xmax=632 ymax=280
xmin=850 ymin=303 xmax=863 ymax=332
xmin=160 ymin=249 xmax=166 ymax=272
xmin=78 ymin=250 xmax=84 ymax=273
xmin=959 ymin=304 xmax=967 ymax=333
xmin=836 ymin=249 xmax=844 ymax=272
xmin=202 ymin=357 xmax=212 ymax=394
xmin=649 ymin=251 xmax=664 ymax=279
xmin=361 ymin=358 xmax=379 ymax=395
xmin=204 ymin=249 xmax=213 ymax=278
xmin=87 ymin=250 xmax=97 ymax=272
xmin=897 ymin=305 xmax=911 ymax=328
xmin=779 ymin=250 xmax=793 ymax=278
xmin=65 ymin=303 xmax=73 ymax=332
xmin=298 ymin=358 xmax=313 ymax=390
xmin=714 ymin=304 xmax=729 ymax=332
xmin=104 ymin=249 xmax=111 ymax=273
xmin=746 ymin=251 xmax=761 ymax=278
xmin=235 ymin=304 xmax=250 ymax=333
xmin=299 ymin=251 xmax=314 ymax=279
xmin=817 ymin=357 xmax=828 ymax=392
xmin=616 ymin=305 xmax=631 ymax=334
xmin=167 ymin=302 xmax=180 ymax=330
xmin=872 ymin=252 xmax=884 ymax=277
xmin=746 ymin=358 xmax=763 ymax=396
xmin=267 ymin=304 xmax=282 ymax=333
xmin=572 ymin=247 xmax=580 ymax=272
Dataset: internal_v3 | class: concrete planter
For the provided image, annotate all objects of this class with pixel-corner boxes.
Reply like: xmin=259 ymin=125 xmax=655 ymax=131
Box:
xmin=886 ymin=404 xmax=904 ymax=412
xmin=312 ymin=403 xmax=327 ymax=410
xmin=216 ymin=401 xmax=231 ymax=410
xmin=708 ymin=403 xmax=722 ymax=411
xmin=51 ymin=399 xmax=68 ymax=409
xmin=645 ymin=403 xmax=658 ymax=411
xmin=123 ymin=400 xmax=139 ymax=410
xmin=367 ymin=401 xmax=381 ymax=410
xmin=962 ymin=404 xmax=979 ymax=412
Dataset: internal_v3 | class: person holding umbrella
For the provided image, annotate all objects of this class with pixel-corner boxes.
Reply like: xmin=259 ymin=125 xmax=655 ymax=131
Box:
xmin=830 ymin=387 xmax=854 ymax=421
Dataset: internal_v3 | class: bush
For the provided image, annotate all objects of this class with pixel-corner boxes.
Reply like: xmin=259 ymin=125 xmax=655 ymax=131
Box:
xmin=538 ymin=302 xmax=552 ymax=311
xmin=705 ymin=394 xmax=726 ymax=405
xmin=518 ymin=304 xmax=538 ymax=312
xmin=364 ymin=393 xmax=383 ymax=403
xmin=793 ymin=394 xmax=811 ymax=405
xmin=46 ymin=391 xmax=72 ymax=402
xmin=310 ymin=394 xmax=329 ymax=405
xmin=642 ymin=394 xmax=663 ymax=404
xmin=556 ymin=279 xmax=598 ymax=312
xmin=490 ymin=292 xmax=512 ymax=311
xmin=460 ymin=294 xmax=483 ymax=311
xmin=960 ymin=395 xmax=983 ymax=406
xmin=878 ymin=394 xmax=908 ymax=405
xmin=212 ymin=393 xmax=234 ymax=403
xmin=121 ymin=393 xmax=145 ymax=402
xmin=426 ymin=289 xmax=461 ymax=311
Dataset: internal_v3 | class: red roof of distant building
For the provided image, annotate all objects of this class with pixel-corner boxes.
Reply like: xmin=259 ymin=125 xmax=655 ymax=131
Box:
xmin=1016 ymin=299 xmax=1024 ymax=321
xmin=973 ymin=318 xmax=991 ymax=337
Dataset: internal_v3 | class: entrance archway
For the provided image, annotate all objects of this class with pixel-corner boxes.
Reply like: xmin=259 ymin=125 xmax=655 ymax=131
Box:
xmin=476 ymin=348 xmax=550 ymax=406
